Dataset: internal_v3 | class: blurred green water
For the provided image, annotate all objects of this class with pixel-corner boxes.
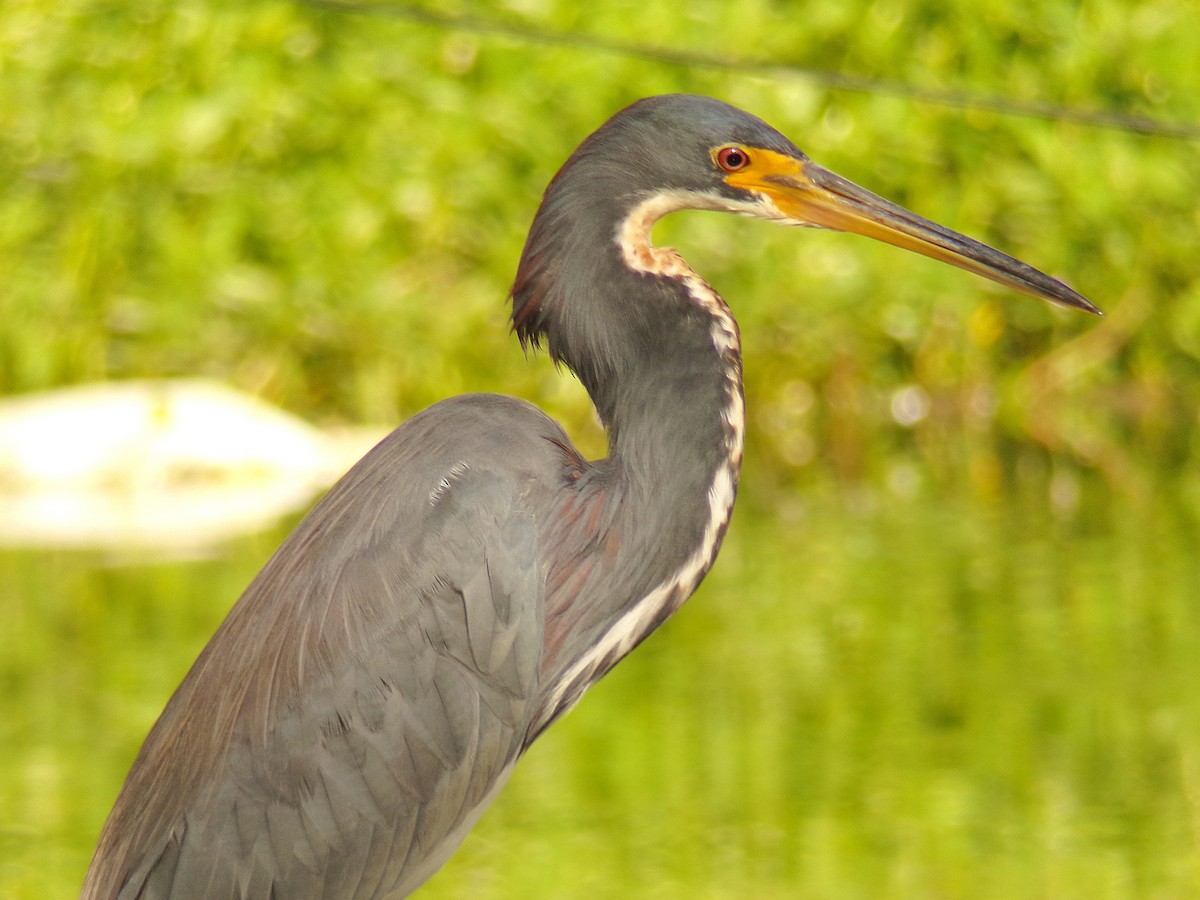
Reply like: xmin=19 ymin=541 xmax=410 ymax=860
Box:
xmin=3 ymin=471 xmax=1198 ymax=898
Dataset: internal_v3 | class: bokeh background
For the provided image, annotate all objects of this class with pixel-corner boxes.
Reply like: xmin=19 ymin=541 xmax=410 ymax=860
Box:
xmin=3 ymin=0 xmax=1199 ymax=896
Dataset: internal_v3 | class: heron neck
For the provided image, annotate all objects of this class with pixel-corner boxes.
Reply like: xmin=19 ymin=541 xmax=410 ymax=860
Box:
xmin=597 ymin=281 xmax=744 ymax=469
xmin=529 ymin=272 xmax=745 ymax=738
xmin=511 ymin=183 xmax=744 ymax=580
xmin=585 ymin=264 xmax=745 ymax=595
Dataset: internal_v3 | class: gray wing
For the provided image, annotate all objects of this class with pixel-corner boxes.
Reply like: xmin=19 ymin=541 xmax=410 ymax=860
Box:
xmin=83 ymin=394 xmax=574 ymax=899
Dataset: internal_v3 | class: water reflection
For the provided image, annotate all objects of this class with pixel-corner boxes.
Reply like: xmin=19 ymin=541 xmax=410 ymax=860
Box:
xmin=2 ymin=473 xmax=1197 ymax=897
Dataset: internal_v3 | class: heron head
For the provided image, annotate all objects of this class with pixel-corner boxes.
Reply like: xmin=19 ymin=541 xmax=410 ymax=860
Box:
xmin=583 ymin=94 xmax=1099 ymax=315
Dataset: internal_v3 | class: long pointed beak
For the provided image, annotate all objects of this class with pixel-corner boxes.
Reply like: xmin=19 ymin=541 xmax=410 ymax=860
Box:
xmin=724 ymin=149 xmax=1101 ymax=315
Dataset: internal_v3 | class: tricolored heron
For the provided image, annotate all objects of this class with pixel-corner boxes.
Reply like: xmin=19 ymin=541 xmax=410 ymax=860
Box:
xmin=83 ymin=95 xmax=1098 ymax=899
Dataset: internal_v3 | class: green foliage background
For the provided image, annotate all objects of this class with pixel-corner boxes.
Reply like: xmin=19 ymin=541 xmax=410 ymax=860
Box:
xmin=2 ymin=0 xmax=1199 ymax=897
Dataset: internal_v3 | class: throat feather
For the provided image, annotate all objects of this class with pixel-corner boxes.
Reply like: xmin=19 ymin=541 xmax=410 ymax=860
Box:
xmin=530 ymin=198 xmax=747 ymax=737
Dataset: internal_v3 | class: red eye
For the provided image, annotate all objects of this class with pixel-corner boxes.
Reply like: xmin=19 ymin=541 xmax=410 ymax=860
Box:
xmin=716 ymin=147 xmax=750 ymax=172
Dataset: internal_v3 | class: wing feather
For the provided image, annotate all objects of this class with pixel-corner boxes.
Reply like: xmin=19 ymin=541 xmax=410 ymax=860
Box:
xmin=83 ymin=395 xmax=574 ymax=899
